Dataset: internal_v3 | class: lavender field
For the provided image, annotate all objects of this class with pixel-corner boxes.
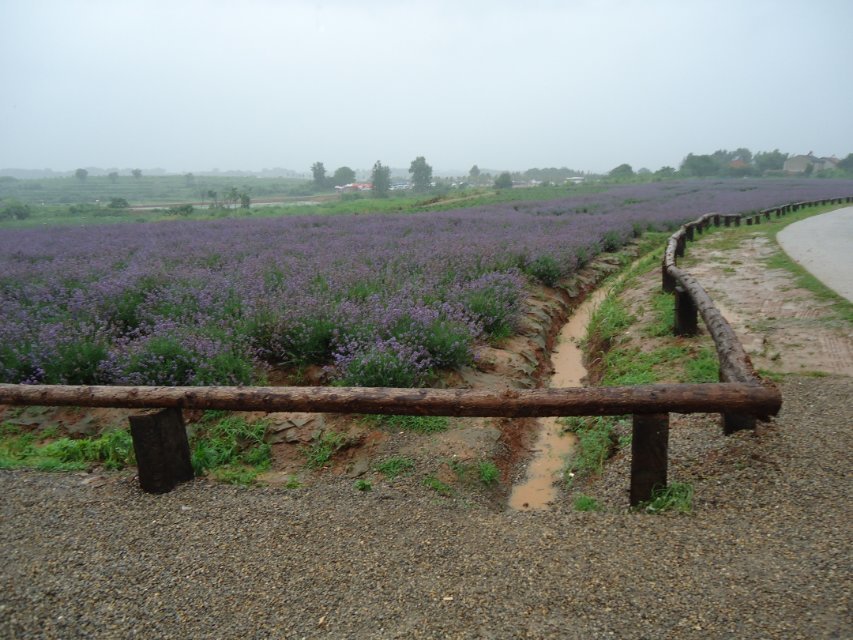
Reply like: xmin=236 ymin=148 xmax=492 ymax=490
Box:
xmin=2 ymin=179 xmax=851 ymax=388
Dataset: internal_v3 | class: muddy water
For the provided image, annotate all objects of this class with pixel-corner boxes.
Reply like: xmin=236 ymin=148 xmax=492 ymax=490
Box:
xmin=507 ymin=288 xmax=609 ymax=511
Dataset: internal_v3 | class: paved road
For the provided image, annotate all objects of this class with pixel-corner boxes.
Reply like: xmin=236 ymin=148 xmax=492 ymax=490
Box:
xmin=777 ymin=206 xmax=853 ymax=302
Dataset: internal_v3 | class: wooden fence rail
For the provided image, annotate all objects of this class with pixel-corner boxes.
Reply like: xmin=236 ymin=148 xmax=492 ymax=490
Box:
xmin=662 ymin=195 xmax=852 ymax=433
xmin=1 ymin=195 xmax=849 ymax=502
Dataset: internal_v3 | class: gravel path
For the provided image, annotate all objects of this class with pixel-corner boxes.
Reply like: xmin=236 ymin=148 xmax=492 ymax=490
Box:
xmin=2 ymin=377 xmax=850 ymax=639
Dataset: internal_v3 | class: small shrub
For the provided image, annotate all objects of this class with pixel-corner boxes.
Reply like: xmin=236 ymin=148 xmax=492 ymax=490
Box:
xmin=525 ymin=254 xmax=562 ymax=286
xmin=354 ymin=479 xmax=372 ymax=491
xmin=458 ymin=272 xmax=524 ymax=341
xmin=423 ymin=319 xmax=473 ymax=369
xmin=573 ymin=494 xmax=601 ymax=512
xmin=335 ymin=339 xmax=432 ymax=388
xmin=601 ymin=230 xmax=623 ymax=252
xmin=477 ymin=460 xmax=500 ymax=486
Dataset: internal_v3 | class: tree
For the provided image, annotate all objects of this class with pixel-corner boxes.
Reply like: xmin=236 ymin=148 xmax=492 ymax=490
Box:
xmin=108 ymin=197 xmax=129 ymax=209
xmin=331 ymin=166 xmax=356 ymax=187
xmin=680 ymin=154 xmax=717 ymax=177
xmin=409 ymin=156 xmax=433 ymax=192
xmin=609 ymin=163 xmax=634 ymax=180
xmin=311 ymin=162 xmax=327 ymax=189
xmin=107 ymin=171 xmax=119 ymax=183
xmin=184 ymin=172 xmax=195 ymax=186
xmin=371 ymin=161 xmax=391 ymax=197
xmin=654 ymin=166 xmax=676 ymax=178
xmin=74 ymin=168 xmax=88 ymax=182
xmin=224 ymin=186 xmax=240 ymax=209
xmin=132 ymin=169 xmax=142 ymax=179
xmin=240 ymin=192 xmax=251 ymax=208
xmin=494 ymin=172 xmax=513 ymax=189
xmin=754 ymin=149 xmax=788 ymax=173
xmin=837 ymin=153 xmax=853 ymax=173
xmin=732 ymin=147 xmax=753 ymax=165
xmin=1 ymin=199 xmax=31 ymax=220
xmin=469 ymin=164 xmax=481 ymax=183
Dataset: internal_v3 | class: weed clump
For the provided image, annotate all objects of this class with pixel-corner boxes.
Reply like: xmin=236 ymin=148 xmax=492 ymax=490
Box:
xmin=191 ymin=414 xmax=271 ymax=484
xmin=573 ymin=494 xmax=602 ymax=512
xmin=301 ymin=431 xmax=352 ymax=469
xmin=640 ymin=482 xmax=694 ymax=514
xmin=375 ymin=457 xmax=415 ymax=479
xmin=562 ymin=416 xmax=619 ymax=485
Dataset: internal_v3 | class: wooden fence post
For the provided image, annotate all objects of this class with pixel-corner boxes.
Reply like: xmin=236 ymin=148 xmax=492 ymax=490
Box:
xmin=129 ymin=408 xmax=194 ymax=494
xmin=662 ymin=261 xmax=676 ymax=293
xmin=685 ymin=225 xmax=694 ymax=241
xmin=675 ymin=235 xmax=686 ymax=258
xmin=673 ymin=286 xmax=698 ymax=336
xmin=631 ymin=413 xmax=669 ymax=506
xmin=721 ymin=411 xmax=756 ymax=434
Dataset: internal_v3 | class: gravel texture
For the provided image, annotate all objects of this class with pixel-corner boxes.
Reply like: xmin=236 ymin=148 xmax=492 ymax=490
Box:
xmin=2 ymin=376 xmax=851 ymax=639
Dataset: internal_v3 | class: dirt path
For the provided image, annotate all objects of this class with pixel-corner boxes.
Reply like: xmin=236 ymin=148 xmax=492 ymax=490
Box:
xmin=684 ymin=234 xmax=852 ymax=376
xmin=777 ymin=206 xmax=853 ymax=302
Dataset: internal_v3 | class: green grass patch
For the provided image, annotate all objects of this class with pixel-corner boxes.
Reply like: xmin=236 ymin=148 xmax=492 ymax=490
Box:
xmin=0 ymin=422 xmax=135 ymax=472
xmin=190 ymin=413 xmax=271 ymax=485
xmin=639 ymin=482 xmax=694 ymax=514
xmin=585 ymin=296 xmax=633 ymax=350
xmin=301 ymin=431 xmax=351 ymax=469
xmin=362 ymin=414 xmax=450 ymax=434
xmin=684 ymin=346 xmax=719 ymax=382
xmin=477 ymin=460 xmax=500 ymax=486
xmin=374 ymin=456 xmax=415 ymax=479
xmin=562 ymin=416 xmax=619 ymax=485
xmin=423 ymin=474 xmax=453 ymax=496
xmin=646 ymin=291 xmax=676 ymax=337
xmin=573 ymin=494 xmax=602 ymax=512
xmin=764 ymin=252 xmax=853 ymax=325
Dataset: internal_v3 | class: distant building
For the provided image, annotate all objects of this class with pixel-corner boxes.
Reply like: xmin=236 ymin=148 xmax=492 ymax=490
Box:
xmin=335 ymin=183 xmax=373 ymax=193
xmin=784 ymin=153 xmax=839 ymax=174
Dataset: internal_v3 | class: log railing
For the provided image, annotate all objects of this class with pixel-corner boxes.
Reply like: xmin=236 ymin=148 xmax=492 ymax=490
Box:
xmin=662 ymin=195 xmax=852 ymax=434
xmin=1 ymin=196 xmax=850 ymax=502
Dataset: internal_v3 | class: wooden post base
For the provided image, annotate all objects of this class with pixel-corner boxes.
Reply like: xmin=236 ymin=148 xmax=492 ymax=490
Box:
xmin=721 ymin=412 xmax=756 ymax=435
xmin=673 ymin=286 xmax=698 ymax=336
xmin=631 ymin=413 xmax=669 ymax=506
xmin=129 ymin=408 xmax=194 ymax=494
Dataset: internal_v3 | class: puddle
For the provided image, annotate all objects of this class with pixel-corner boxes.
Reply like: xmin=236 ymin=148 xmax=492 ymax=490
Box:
xmin=507 ymin=288 xmax=609 ymax=511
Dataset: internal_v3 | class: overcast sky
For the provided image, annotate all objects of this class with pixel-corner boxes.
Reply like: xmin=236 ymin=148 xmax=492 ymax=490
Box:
xmin=2 ymin=0 xmax=852 ymax=174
